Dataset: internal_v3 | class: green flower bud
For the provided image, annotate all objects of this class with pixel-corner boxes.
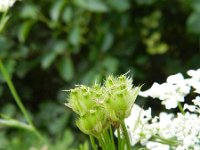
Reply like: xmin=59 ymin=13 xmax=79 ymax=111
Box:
xmin=104 ymin=75 xmax=141 ymax=123
xmin=76 ymin=109 xmax=108 ymax=137
xmin=65 ymin=73 xmax=141 ymax=134
xmin=66 ymin=83 xmax=106 ymax=116
xmin=66 ymin=85 xmax=100 ymax=116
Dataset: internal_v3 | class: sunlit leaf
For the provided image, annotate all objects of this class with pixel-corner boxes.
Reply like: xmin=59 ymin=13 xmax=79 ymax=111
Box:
xmin=51 ymin=130 xmax=74 ymax=149
xmin=18 ymin=20 xmax=34 ymax=43
xmin=187 ymin=12 xmax=200 ymax=34
xmin=69 ymin=26 xmax=81 ymax=46
xmin=62 ymin=7 xmax=73 ymax=23
xmin=101 ymin=32 xmax=114 ymax=52
xmin=74 ymin=0 xmax=109 ymax=12
xmin=102 ymin=56 xmax=119 ymax=73
xmin=50 ymin=0 xmax=66 ymax=22
xmin=135 ymin=0 xmax=156 ymax=5
xmin=41 ymin=52 xmax=57 ymax=69
xmin=20 ymin=4 xmax=39 ymax=19
xmin=57 ymin=56 xmax=74 ymax=82
xmin=0 ymin=16 xmax=9 ymax=33
xmin=107 ymin=0 xmax=130 ymax=11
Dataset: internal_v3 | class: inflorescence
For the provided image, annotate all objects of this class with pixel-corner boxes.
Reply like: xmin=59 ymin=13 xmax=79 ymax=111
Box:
xmin=66 ymin=74 xmax=140 ymax=137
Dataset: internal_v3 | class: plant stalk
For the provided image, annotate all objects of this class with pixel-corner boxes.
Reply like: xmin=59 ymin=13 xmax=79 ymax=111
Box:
xmin=120 ymin=120 xmax=131 ymax=150
xmin=0 ymin=59 xmax=45 ymax=141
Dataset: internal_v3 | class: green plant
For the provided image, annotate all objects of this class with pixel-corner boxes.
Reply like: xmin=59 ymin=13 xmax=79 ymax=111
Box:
xmin=1 ymin=0 xmax=200 ymax=149
xmin=66 ymin=74 xmax=141 ymax=150
xmin=0 ymin=7 xmax=45 ymax=141
xmin=0 ymin=5 xmax=89 ymax=150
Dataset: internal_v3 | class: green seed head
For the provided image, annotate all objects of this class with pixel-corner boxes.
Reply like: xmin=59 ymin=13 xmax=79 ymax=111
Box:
xmin=65 ymin=73 xmax=141 ymax=135
xmin=67 ymin=85 xmax=101 ymax=116
xmin=76 ymin=109 xmax=108 ymax=137
xmin=104 ymin=74 xmax=141 ymax=122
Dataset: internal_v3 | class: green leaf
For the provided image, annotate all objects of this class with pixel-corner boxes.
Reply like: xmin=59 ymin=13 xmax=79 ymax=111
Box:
xmin=0 ymin=15 xmax=10 ymax=33
xmin=74 ymin=0 xmax=109 ymax=12
xmin=51 ymin=130 xmax=74 ymax=150
xmin=107 ymin=0 xmax=130 ymax=11
xmin=16 ymin=59 xmax=37 ymax=78
xmin=18 ymin=20 xmax=34 ymax=43
xmin=20 ymin=4 xmax=39 ymax=19
xmin=102 ymin=56 xmax=119 ymax=73
xmin=1 ymin=104 xmax=16 ymax=117
xmin=62 ymin=7 xmax=73 ymax=23
xmin=0 ymin=59 xmax=16 ymax=82
xmin=0 ymin=132 xmax=7 ymax=149
xmin=41 ymin=52 xmax=57 ymax=69
xmin=79 ymin=141 xmax=89 ymax=150
xmin=50 ymin=0 xmax=66 ymax=22
xmin=69 ymin=26 xmax=81 ymax=46
xmin=147 ymin=43 xmax=168 ymax=55
xmin=187 ymin=12 xmax=200 ymax=34
xmin=57 ymin=56 xmax=74 ymax=82
xmin=189 ymin=0 xmax=200 ymax=12
xmin=41 ymin=40 xmax=67 ymax=70
xmin=135 ymin=0 xmax=156 ymax=5
xmin=53 ymin=40 xmax=67 ymax=54
xmin=81 ymin=67 xmax=102 ymax=85
xmin=0 ymin=117 xmax=33 ymax=131
xmin=101 ymin=32 xmax=114 ymax=52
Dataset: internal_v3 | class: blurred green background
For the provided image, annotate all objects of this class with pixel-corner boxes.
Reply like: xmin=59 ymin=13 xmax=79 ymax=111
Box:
xmin=0 ymin=0 xmax=200 ymax=149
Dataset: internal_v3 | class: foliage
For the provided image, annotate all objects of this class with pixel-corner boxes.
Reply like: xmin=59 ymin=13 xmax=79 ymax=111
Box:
xmin=0 ymin=0 xmax=200 ymax=149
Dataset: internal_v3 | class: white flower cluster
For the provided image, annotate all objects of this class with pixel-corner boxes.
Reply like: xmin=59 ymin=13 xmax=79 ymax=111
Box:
xmin=139 ymin=69 xmax=200 ymax=109
xmin=0 ymin=0 xmax=16 ymax=12
xmin=126 ymin=69 xmax=200 ymax=150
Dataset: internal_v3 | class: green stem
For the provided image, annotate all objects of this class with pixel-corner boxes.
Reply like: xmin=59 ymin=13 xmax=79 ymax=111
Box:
xmin=103 ymin=129 xmax=115 ymax=150
xmin=32 ymin=127 xmax=46 ymax=142
xmin=102 ymin=131 xmax=111 ymax=149
xmin=117 ymin=128 xmax=122 ymax=150
xmin=38 ymin=12 xmax=68 ymax=33
xmin=178 ymin=102 xmax=185 ymax=115
xmin=120 ymin=120 xmax=131 ymax=150
xmin=0 ymin=59 xmax=33 ymax=126
xmin=109 ymin=126 xmax=116 ymax=150
xmin=0 ymin=10 xmax=9 ymax=33
xmin=0 ymin=59 xmax=45 ymax=141
xmin=90 ymin=136 xmax=98 ymax=150
xmin=97 ymin=136 xmax=106 ymax=150
xmin=152 ymin=135 xmax=179 ymax=146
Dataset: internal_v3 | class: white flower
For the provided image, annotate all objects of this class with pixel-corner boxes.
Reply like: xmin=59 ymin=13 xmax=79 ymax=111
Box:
xmin=139 ymin=82 xmax=161 ymax=98
xmin=193 ymin=96 xmax=200 ymax=107
xmin=186 ymin=69 xmax=200 ymax=94
xmin=187 ymin=69 xmax=200 ymax=80
xmin=126 ymin=69 xmax=200 ymax=149
xmin=183 ymin=104 xmax=196 ymax=112
xmin=192 ymin=96 xmax=200 ymax=113
xmin=162 ymin=98 xmax=179 ymax=109
xmin=146 ymin=141 xmax=170 ymax=150
xmin=157 ymin=112 xmax=174 ymax=138
xmin=0 ymin=0 xmax=16 ymax=12
xmin=125 ymin=104 xmax=143 ymax=130
xmin=166 ymin=73 xmax=185 ymax=85
xmin=140 ymin=72 xmax=191 ymax=109
xmin=124 ymin=104 xmax=154 ymax=146
xmin=186 ymin=78 xmax=200 ymax=94
xmin=140 ymin=82 xmax=189 ymax=109
xmin=115 ymin=104 xmax=144 ymax=146
xmin=126 ymin=105 xmax=200 ymax=149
